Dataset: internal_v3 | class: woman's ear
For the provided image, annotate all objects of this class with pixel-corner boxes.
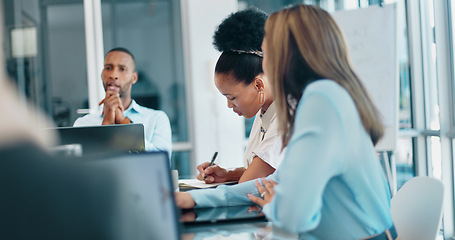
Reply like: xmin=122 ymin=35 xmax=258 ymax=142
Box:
xmin=254 ymin=76 xmax=265 ymax=91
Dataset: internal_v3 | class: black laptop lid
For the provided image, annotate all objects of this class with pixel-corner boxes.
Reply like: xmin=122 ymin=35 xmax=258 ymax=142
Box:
xmin=51 ymin=123 xmax=145 ymax=156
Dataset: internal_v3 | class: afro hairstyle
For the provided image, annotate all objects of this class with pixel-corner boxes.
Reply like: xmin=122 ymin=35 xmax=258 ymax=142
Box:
xmin=213 ymin=8 xmax=268 ymax=52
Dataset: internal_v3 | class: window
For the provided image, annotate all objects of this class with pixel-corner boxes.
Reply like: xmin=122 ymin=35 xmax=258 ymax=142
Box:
xmin=3 ymin=0 xmax=88 ymax=127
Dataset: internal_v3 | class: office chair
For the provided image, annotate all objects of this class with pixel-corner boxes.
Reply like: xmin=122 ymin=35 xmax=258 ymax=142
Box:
xmin=390 ymin=176 xmax=444 ymax=240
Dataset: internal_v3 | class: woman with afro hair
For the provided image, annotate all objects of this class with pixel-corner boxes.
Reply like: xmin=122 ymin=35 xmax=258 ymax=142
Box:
xmin=196 ymin=8 xmax=283 ymax=184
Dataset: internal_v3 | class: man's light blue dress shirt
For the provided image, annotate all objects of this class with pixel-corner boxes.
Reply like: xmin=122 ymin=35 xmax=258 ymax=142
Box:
xmin=189 ymin=80 xmax=393 ymax=239
xmin=73 ymin=100 xmax=172 ymax=157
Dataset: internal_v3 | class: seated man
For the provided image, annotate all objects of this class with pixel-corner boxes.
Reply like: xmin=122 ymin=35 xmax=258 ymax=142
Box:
xmin=74 ymin=47 xmax=172 ymax=156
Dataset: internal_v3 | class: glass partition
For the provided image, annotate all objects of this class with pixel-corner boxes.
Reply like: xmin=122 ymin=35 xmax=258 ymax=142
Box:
xmin=3 ymin=0 xmax=88 ymax=127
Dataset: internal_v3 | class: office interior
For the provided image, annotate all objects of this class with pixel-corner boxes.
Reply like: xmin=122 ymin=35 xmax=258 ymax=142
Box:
xmin=2 ymin=0 xmax=455 ymax=238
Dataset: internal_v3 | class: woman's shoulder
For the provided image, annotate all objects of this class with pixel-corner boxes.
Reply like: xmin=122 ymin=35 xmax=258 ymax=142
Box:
xmin=301 ymin=79 xmax=356 ymax=113
xmin=302 ymin=79 xmax=352 ymax=102
xmin=304 ymin=79 xmax=346 ymax=96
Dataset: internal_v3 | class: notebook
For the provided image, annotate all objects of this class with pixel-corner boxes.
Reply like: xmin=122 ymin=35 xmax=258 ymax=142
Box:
xmin=178 ymin=179 xmax=238 ymax=191
xmin=50 ymin=123 xmax=146 ymax=156
xmin=84 ymin=151 xmax=181 ymax=240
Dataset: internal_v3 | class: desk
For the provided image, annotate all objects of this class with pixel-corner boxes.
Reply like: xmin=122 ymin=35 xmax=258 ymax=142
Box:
xmin=182 ymin=221 xmax=300 ymax=240
xmin=179 ymin=205 xmax=301 ymax=239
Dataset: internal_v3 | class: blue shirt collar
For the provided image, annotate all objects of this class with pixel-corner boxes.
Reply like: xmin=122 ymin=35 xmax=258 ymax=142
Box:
xmin=125 ymin=99 xmax=142 ymax=114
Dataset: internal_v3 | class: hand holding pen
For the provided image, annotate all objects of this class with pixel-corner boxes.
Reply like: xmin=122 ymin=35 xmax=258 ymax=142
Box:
xmin=203 ymin=152 xmax=218 ymax=180
xmin=196 ymin=152 xmax=230 ymax=183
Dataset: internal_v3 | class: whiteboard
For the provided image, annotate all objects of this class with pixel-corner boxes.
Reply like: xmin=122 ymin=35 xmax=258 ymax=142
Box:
xmin=332 ymin=4 xmax=398 ymax=151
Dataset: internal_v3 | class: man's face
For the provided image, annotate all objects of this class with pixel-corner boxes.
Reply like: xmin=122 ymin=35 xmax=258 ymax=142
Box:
xmin=101 ymin=51 xmax=137 ymax=98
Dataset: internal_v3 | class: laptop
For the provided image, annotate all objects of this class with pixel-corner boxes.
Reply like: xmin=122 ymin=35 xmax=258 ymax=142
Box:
xmin=83 ymin=152 xmax=266 ymax=239
xmin=50 ymin=123 xmax=145 ymax=156
xmin=84 ymin=151 xmax=181 ymax=240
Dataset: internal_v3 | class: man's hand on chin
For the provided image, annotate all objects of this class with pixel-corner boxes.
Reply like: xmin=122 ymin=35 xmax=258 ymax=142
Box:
xmin=100 ymin=90 xmax=125 ymax=125
xmin=102 ymin=108 xmax=116 ymax=125
xmin=115 ymin=107 xmax=130 ymax=124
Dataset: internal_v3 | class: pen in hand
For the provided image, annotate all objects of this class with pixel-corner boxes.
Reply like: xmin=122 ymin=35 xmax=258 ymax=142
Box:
xmin=203 ymin=152 xmax=218 ymax=181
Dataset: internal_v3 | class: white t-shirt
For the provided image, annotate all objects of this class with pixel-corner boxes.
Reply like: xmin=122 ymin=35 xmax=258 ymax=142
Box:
xmin=243 ymin=102 xmax=283 ymax=169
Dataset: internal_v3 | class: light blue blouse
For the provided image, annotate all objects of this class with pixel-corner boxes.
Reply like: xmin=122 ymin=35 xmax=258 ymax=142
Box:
xmin=189 ymin=80 xmax=392 ymax=239
xmin=73 ymin=100 xmax=172 ymax=157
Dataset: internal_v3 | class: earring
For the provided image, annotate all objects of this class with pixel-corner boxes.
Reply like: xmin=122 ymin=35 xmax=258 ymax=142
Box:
xmin=258 ymin=91 xmax=264 ymax=104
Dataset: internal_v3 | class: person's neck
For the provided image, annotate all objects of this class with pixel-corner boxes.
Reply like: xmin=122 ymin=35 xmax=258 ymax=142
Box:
xmin=261 ymin=99 xmax=273 ymax=114
xmin=122 ymin=97 xmax=133 ymax=111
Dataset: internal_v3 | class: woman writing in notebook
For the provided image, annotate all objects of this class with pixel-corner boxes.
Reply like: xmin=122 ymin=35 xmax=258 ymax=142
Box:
xmin=177 ymin=4 xmax=395 ymax=239
xmin=197 ymin=8 xmax=283 ymax=184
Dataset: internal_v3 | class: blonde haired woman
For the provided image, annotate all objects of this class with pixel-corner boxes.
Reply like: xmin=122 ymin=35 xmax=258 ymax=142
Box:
xmin=177 ymin=5 xmax=395 ymax=239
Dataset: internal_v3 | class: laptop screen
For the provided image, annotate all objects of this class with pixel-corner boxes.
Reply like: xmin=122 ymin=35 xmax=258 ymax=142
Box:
xmin=86 ymin=152 xmax=180 ymax=240
xmin=49 ymin=123 xmax=145 ymax=156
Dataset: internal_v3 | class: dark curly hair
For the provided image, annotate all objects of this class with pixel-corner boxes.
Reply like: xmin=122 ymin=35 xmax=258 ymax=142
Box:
xmin=213 ymin=8 xmax=268 ymax=85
